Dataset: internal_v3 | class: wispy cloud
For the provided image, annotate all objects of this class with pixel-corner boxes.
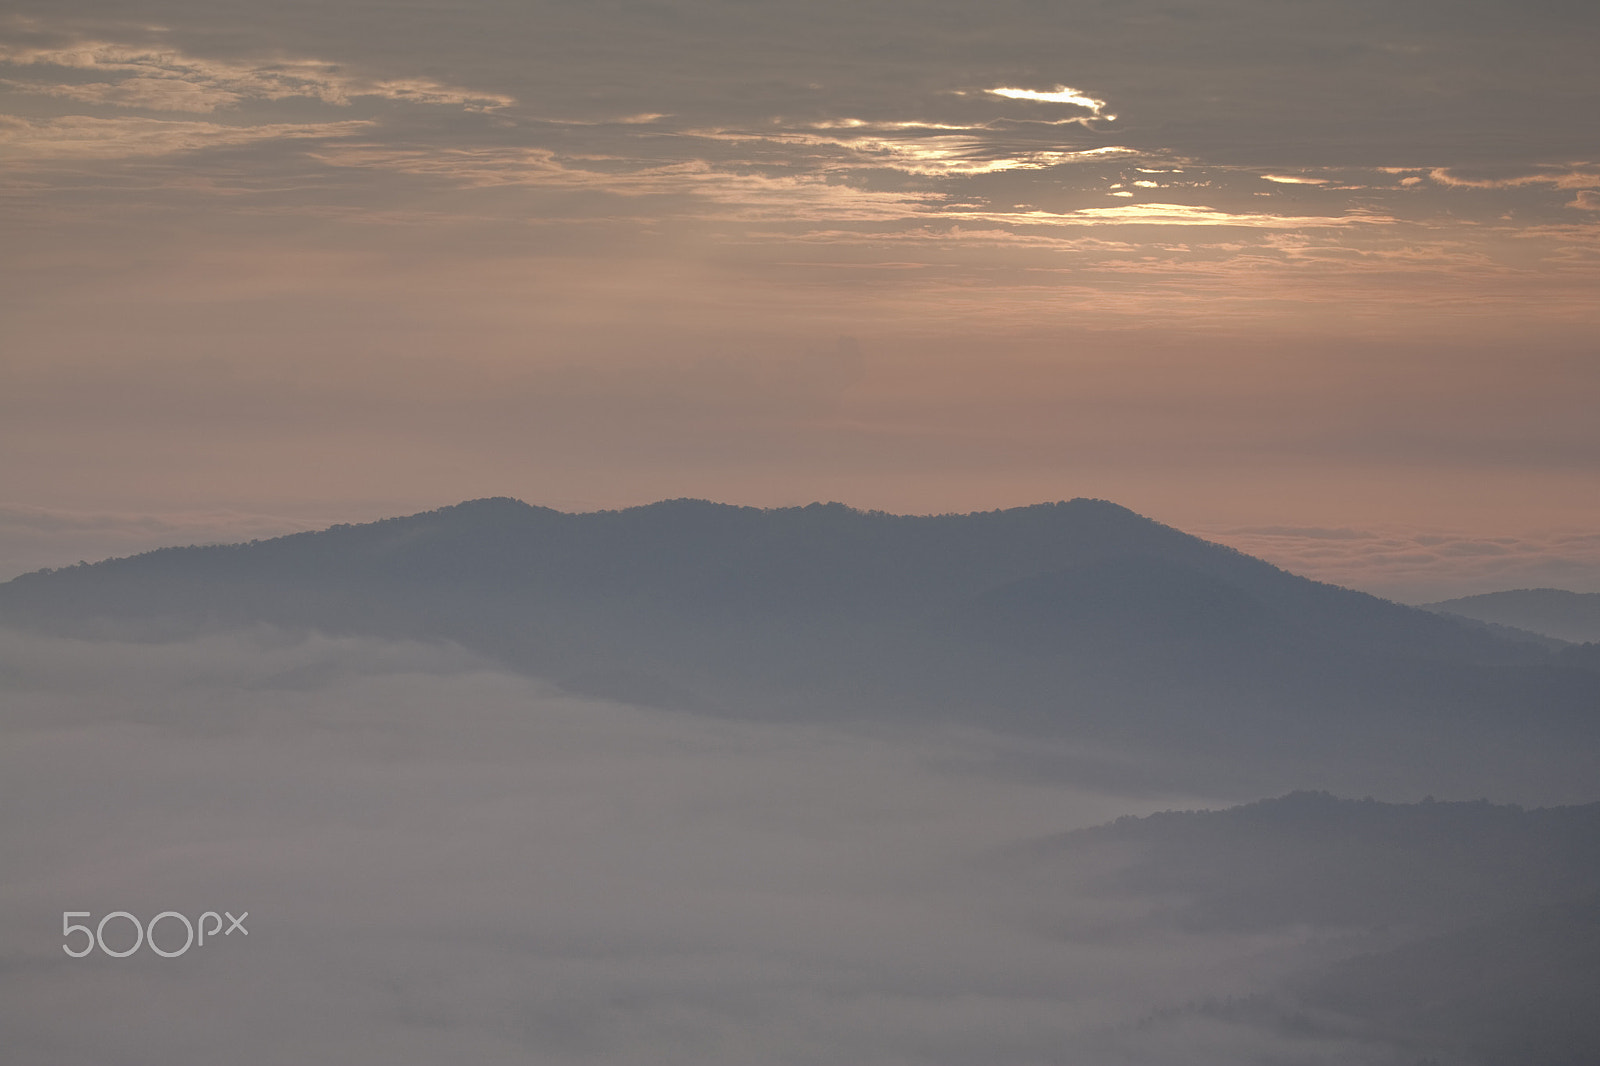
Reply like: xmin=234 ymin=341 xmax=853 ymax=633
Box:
xmin=304 ymin=144 xmax=948 ymax=221
xmin=678 ymin=123 xmax=1130 ymax=177
xmin=961 ymin=203 xmax=1395 ymax=229
xmin=0 ymin=73 xmax=243 ymax=113
xmin=1427 ymin=166 xmax=1600 ymax=190
xmin=0 ymin=38 xmax=514 ymax=113
xmin=0 ymin=114 xmax=371 ymax=159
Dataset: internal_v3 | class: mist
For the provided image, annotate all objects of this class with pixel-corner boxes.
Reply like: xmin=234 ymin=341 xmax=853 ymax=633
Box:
xmin=2 ymin=625 xmax=1423 ymax=1066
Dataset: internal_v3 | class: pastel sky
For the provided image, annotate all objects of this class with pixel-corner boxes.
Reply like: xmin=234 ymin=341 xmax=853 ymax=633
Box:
xmin=2 ymin=0 xmax=1597 ymax=596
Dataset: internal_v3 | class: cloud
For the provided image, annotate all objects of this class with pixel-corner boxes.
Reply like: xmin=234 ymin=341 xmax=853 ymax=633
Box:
xmin=8 ymin=627 xmax=1369 ymax=1066
xmin=304 ymin=143 xmax=949 ymax=220
xmin=678 ymin=123 xmax=1132 ymax=177
xmin=0 ymin=73 xmax=244 ymax=113
xmin=0 ymin=114 xmax=372 ymax=159
xmin=986 ymin=85 xmax=1113 ymax=121
xmin=0 ymin=504 xmax=341 ymax=580
xmin=965 ymin=203 xmax=1394 ymax=229
xmin=1200 ymin=524 xmax=1600 ymax=602
xmin=0 ymin=38 xmax=514 ymax=114
xmin=1427 ymin=166 xmax=1600 ymax=190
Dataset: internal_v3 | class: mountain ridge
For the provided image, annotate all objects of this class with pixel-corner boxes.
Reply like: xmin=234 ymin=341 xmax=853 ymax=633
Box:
xmin=0 ymin=495 xmax=1554 ymax=668
xmin=4 ymin=496 xmax=1596 ymax=800
xmin=1024 ymin=792 xmax=1600 ymax=1066
xmin=1425 ymin=588 xmax=1600 ymax=645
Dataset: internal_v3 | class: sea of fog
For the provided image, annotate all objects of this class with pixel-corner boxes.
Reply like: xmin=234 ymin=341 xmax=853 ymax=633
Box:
xmin=0 ymin=627 xmax=1432 ymax=1065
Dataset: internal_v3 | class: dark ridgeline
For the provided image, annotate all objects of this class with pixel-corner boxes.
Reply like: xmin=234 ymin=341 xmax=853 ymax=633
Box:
xmin=1023 ymin=791 xmax=1600 ymax=933
xmin=2 ymin=496 xmax=1597 ymax=797
xmin=1011 ymin=792 xmax=1600 ymax=1066
xmin=1425 ymin=588 xmax=1600 ymax=645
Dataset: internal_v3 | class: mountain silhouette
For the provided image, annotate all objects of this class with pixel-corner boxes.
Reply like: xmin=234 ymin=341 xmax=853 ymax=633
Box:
xmin=3 ymin=497 xmax=1596 ymax=797
xmin=1425 ymin=588 xmax=1600 ymax=644
xmin=1030 ymin=792 xmax=1600 ymax=1066
xmin=1024 ymin=790 xmax=1600 ymax=933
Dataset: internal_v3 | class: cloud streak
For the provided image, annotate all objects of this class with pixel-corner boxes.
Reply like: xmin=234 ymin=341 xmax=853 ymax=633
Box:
xmin=0 ymin=38 xmax=514 ymax=113
xmin=1426 ymin=166 xmax=1600 ymax=191
xmin=0 ymin=113 xmax=371 ymax=159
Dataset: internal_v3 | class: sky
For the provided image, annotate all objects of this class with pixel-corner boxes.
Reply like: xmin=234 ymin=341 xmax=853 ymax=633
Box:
xmin=2 ymin=0 xmax=1598 ymax=597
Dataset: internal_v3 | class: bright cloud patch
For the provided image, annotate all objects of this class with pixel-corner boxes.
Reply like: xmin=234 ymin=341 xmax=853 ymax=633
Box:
xmin=1024 ymin=202 xmax=1390 ymax=228
xmin=987 ymin=85 xmax=1110 ymax=116
xmin=681 ymin=123 xmax=1130 ymax=178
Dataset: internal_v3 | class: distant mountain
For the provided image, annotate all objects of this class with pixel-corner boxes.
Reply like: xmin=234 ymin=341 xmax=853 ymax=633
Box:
xmin=3 ymin=498 xmax=1597 ymax=798
xmin=1424 ymin=588 xmax=1600 ymax=644
xmin=1021 ymin=790 xmax=1600 ymax=933
xmin=1297 ymin=893 xmax=1600 ymax=1066
xmin=1018 ymin=793 xmax=1600 ymax=1066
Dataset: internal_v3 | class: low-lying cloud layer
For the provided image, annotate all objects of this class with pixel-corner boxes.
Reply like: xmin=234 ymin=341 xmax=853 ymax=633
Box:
xmin=1204 ymin=524 xmax=1600 ymax=603
xmin=0 ymin=503 xmax=340 ymax=581
xmin=2 ymin=627 xmax=1434 ymax=1064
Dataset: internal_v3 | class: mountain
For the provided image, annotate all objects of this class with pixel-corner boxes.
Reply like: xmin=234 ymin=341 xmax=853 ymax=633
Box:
xmin=1296 ymin=893 xmax=1600 ymax=1066
xmin=1013 ymin=793 xmax=1600 ymax=1066
xmin=1424 ymin=588 xmax=1600 ymax=645
xmin=3 ymin=498 xmax=1597 ymax=799
xmin=1019 ymin=790 xmax=1600 ymax=933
